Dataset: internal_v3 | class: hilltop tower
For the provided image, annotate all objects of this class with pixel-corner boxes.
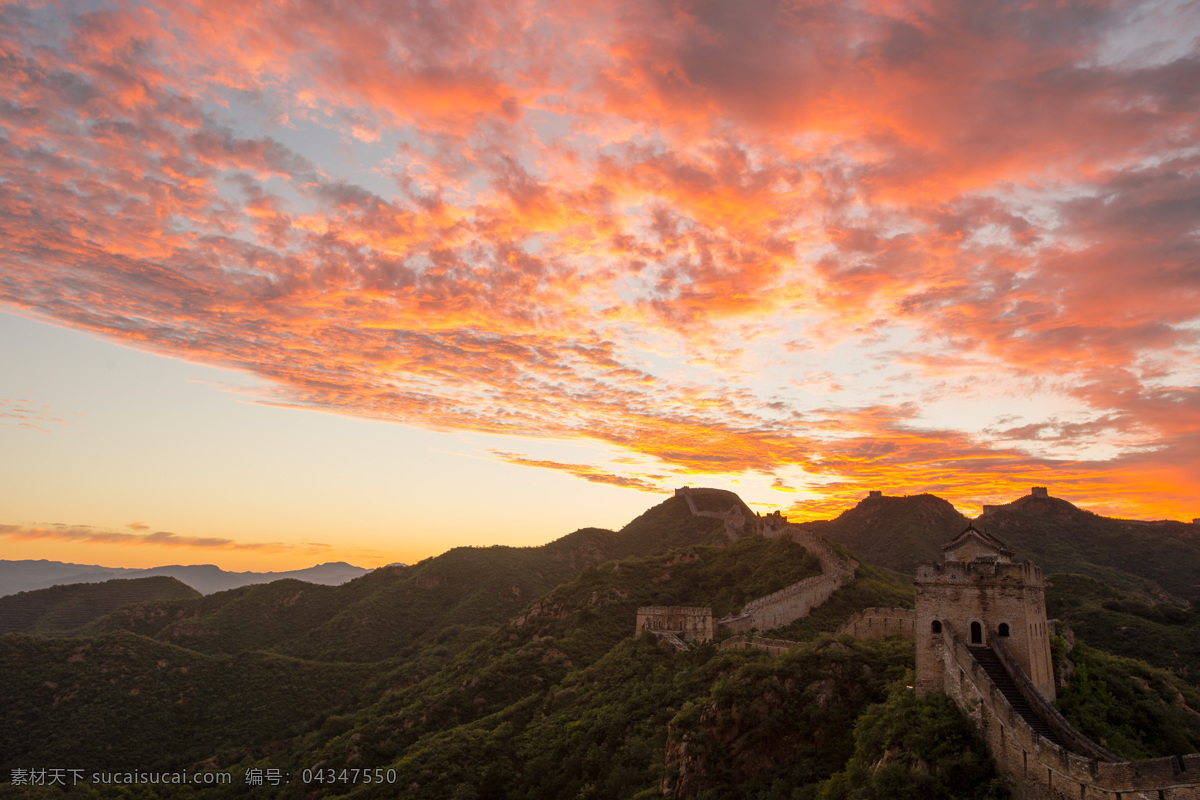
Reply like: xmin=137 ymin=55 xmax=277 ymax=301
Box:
xmin=914 ymin=524 xmax=1055 ymax=700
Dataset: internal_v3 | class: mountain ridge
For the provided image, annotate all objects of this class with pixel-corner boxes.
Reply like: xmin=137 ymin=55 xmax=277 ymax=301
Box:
xmin=803 ymin=488 xmax=1200 ymax=604
xmin=3 ymin=486 xmax=1200 ymax=798
xmin=0 ymin=559 xmax=374 ymax=597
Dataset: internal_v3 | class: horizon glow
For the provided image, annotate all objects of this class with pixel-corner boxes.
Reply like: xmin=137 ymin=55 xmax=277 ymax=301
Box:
xmin=2 ymin=0 xmax=1199 ymax=570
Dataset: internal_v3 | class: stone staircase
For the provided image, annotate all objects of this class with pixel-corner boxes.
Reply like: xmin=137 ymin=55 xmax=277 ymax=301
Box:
xmin=969 ymin=646 xmax=1065 ymax=748
xmin=647 ymin=630 xmax=688 ymax=652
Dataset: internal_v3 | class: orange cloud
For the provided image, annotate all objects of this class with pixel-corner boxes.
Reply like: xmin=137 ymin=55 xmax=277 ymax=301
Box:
xmin=2 ymin=0 xmax=1199 ymax=525
xmin=490 ymin=452 xmax=662 ymax=492
xmin=0 ymin=524 xmax=295 ymax=552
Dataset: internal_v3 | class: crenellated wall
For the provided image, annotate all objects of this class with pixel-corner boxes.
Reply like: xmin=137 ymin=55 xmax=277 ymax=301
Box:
xmin=636 ymin=606 xmax=714 ymax=642
xmin=915 ymin=558 xmax=1056 ymax=699
xmin=836 ymin=607 xmax=917 ymax=640
xmin=936 ymin=622 xmax=1200 ymax=800
xmin=717 ymin=526 xmax=856 ymax=634
xmin=658 ymin=488 xmax=856 ymax=642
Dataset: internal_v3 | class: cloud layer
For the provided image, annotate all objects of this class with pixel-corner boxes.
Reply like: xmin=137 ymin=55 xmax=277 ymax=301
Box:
xmin=0 ymin=523 xmax=303 ymax=553
xmin=2 ymin=0 xmax=1199 ymax=519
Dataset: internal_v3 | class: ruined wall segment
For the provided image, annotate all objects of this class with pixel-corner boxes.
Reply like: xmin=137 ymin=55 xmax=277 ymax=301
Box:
xmin=636 ymin=606 xmax=713 ymax=643
xmin=716 ymin=634 xmax=797 ymax=655
xmin=836 ymin=607 xmax=917 ymax=640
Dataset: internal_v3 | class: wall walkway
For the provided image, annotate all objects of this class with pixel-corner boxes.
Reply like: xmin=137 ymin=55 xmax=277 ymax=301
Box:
xmin=937 ymin=622 xmax=1200 ymax=800
xmin=716 ymin=634 xmax=798 ymax=655
xmin=717 ymin=525 xmax=857 ymax=635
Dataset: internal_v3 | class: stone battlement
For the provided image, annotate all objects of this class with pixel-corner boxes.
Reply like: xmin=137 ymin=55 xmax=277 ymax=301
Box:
xmin=836 ymin=607 xmax=917 ymax=640
xmin=915 ymin=558 xmax=1041 ymax=584
xmin=636 ymin=606 xmax=713 ymax=643
xmin=938 ymin=622 xmax=1200 ymax=799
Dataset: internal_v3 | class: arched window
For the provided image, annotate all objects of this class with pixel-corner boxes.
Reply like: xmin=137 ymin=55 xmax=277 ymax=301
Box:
xmin=970 ymin=620 xmax=983 ymax=644
xmin=998 ymin=623 xmax=1010 ymax=637
xmin=931 ymin=620 xmax=942 ymax=634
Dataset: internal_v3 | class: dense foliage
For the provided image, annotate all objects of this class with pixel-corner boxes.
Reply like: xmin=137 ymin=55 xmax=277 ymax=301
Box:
xmin=1053 ymin=639 xmax=1200 ymax=760
xmin=84 ymin=495 xmax=737 ymax=663
xmin=1046 ymin=572 xmax=1200 ymax=686
xmin=0 ymin=577 xmax=200 ymax=635
xmin=0 ymin=631 xmax=377 ymax=772
xmin=818 ymin=683 xmax=1009 ymax=800
xmin=5 ymin=490 xmax=1200 ymax=799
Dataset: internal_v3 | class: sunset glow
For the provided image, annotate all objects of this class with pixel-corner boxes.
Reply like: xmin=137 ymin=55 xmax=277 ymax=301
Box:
xmin=2 ymin=0 xmax=1199 ymax=570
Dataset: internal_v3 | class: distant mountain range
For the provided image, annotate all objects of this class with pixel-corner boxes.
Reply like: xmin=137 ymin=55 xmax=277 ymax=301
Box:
xmin=0 ymin=559 xmax=373 ymax=597
xmin=800 ymin=488 xmax=1200 ymax=604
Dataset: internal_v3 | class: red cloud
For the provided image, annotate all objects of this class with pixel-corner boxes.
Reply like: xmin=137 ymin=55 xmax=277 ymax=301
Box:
xmin=1 ymin=0 xmax=1199 ymax=522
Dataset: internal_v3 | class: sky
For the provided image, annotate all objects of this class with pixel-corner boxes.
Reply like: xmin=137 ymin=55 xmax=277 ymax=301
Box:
xmin=2 ymin=0 xmax=1199 ymax=572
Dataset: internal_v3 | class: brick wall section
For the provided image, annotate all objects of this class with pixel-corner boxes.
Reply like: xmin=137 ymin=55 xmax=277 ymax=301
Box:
xmin=636 ymin=606 xmax=714 ymax=642
xmin=937 ymin=621 xmax=1200 ymax=800
xmin=642 ymin=493 xmax=854 ymax=642
xmin=836 ymin=607 xmax=917 ymax=640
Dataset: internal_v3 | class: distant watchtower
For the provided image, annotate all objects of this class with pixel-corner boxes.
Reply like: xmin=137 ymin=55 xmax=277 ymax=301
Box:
xmin=914 ymin=524 xmax=1055 ymax=700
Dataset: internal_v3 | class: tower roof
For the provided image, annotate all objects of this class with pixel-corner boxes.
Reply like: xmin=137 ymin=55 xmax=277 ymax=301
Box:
xmin=941 ymin=523 xmax=1015 ymax=562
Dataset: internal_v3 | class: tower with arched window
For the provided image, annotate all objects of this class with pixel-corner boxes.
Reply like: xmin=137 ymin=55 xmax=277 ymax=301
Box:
xmin=914 ymin=523 xmax=1055 ymax=700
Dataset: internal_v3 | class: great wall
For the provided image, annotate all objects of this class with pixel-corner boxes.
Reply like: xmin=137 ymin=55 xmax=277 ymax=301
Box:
xmin=637 ymin=487 xmax=1200 ymax=800
xmin=635 ymin=487 xmax=858 ymax=648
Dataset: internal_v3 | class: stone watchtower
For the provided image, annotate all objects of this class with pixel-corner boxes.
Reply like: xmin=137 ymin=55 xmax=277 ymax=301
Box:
xmin=915 ymin=524 xmax=1055 ymax=700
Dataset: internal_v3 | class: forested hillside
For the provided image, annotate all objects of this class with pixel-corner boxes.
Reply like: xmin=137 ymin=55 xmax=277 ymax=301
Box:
xmin=0 ymin=576 xmax=199 ymax=635
xmin=810 ymin=491 xmax=1200 ymax=603
xmin=3 ymin=488 xmax=1197 ymax=798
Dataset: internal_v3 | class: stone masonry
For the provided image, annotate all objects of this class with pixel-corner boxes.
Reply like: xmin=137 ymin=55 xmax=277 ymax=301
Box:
xmin=717 ymin=525 xmax=857 ymax=635
xmin=915 ymin=523 xmax=1054 ymax=699
xmin=836 ymin=607 xmax=917 ymax=641
xmin=843 ymin=512 xmax=1200 ymax=799
xmin=636 ymin=489 xmax=857 ymax=653
xmin=635 ymin=606 xmax=714 ymax=644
